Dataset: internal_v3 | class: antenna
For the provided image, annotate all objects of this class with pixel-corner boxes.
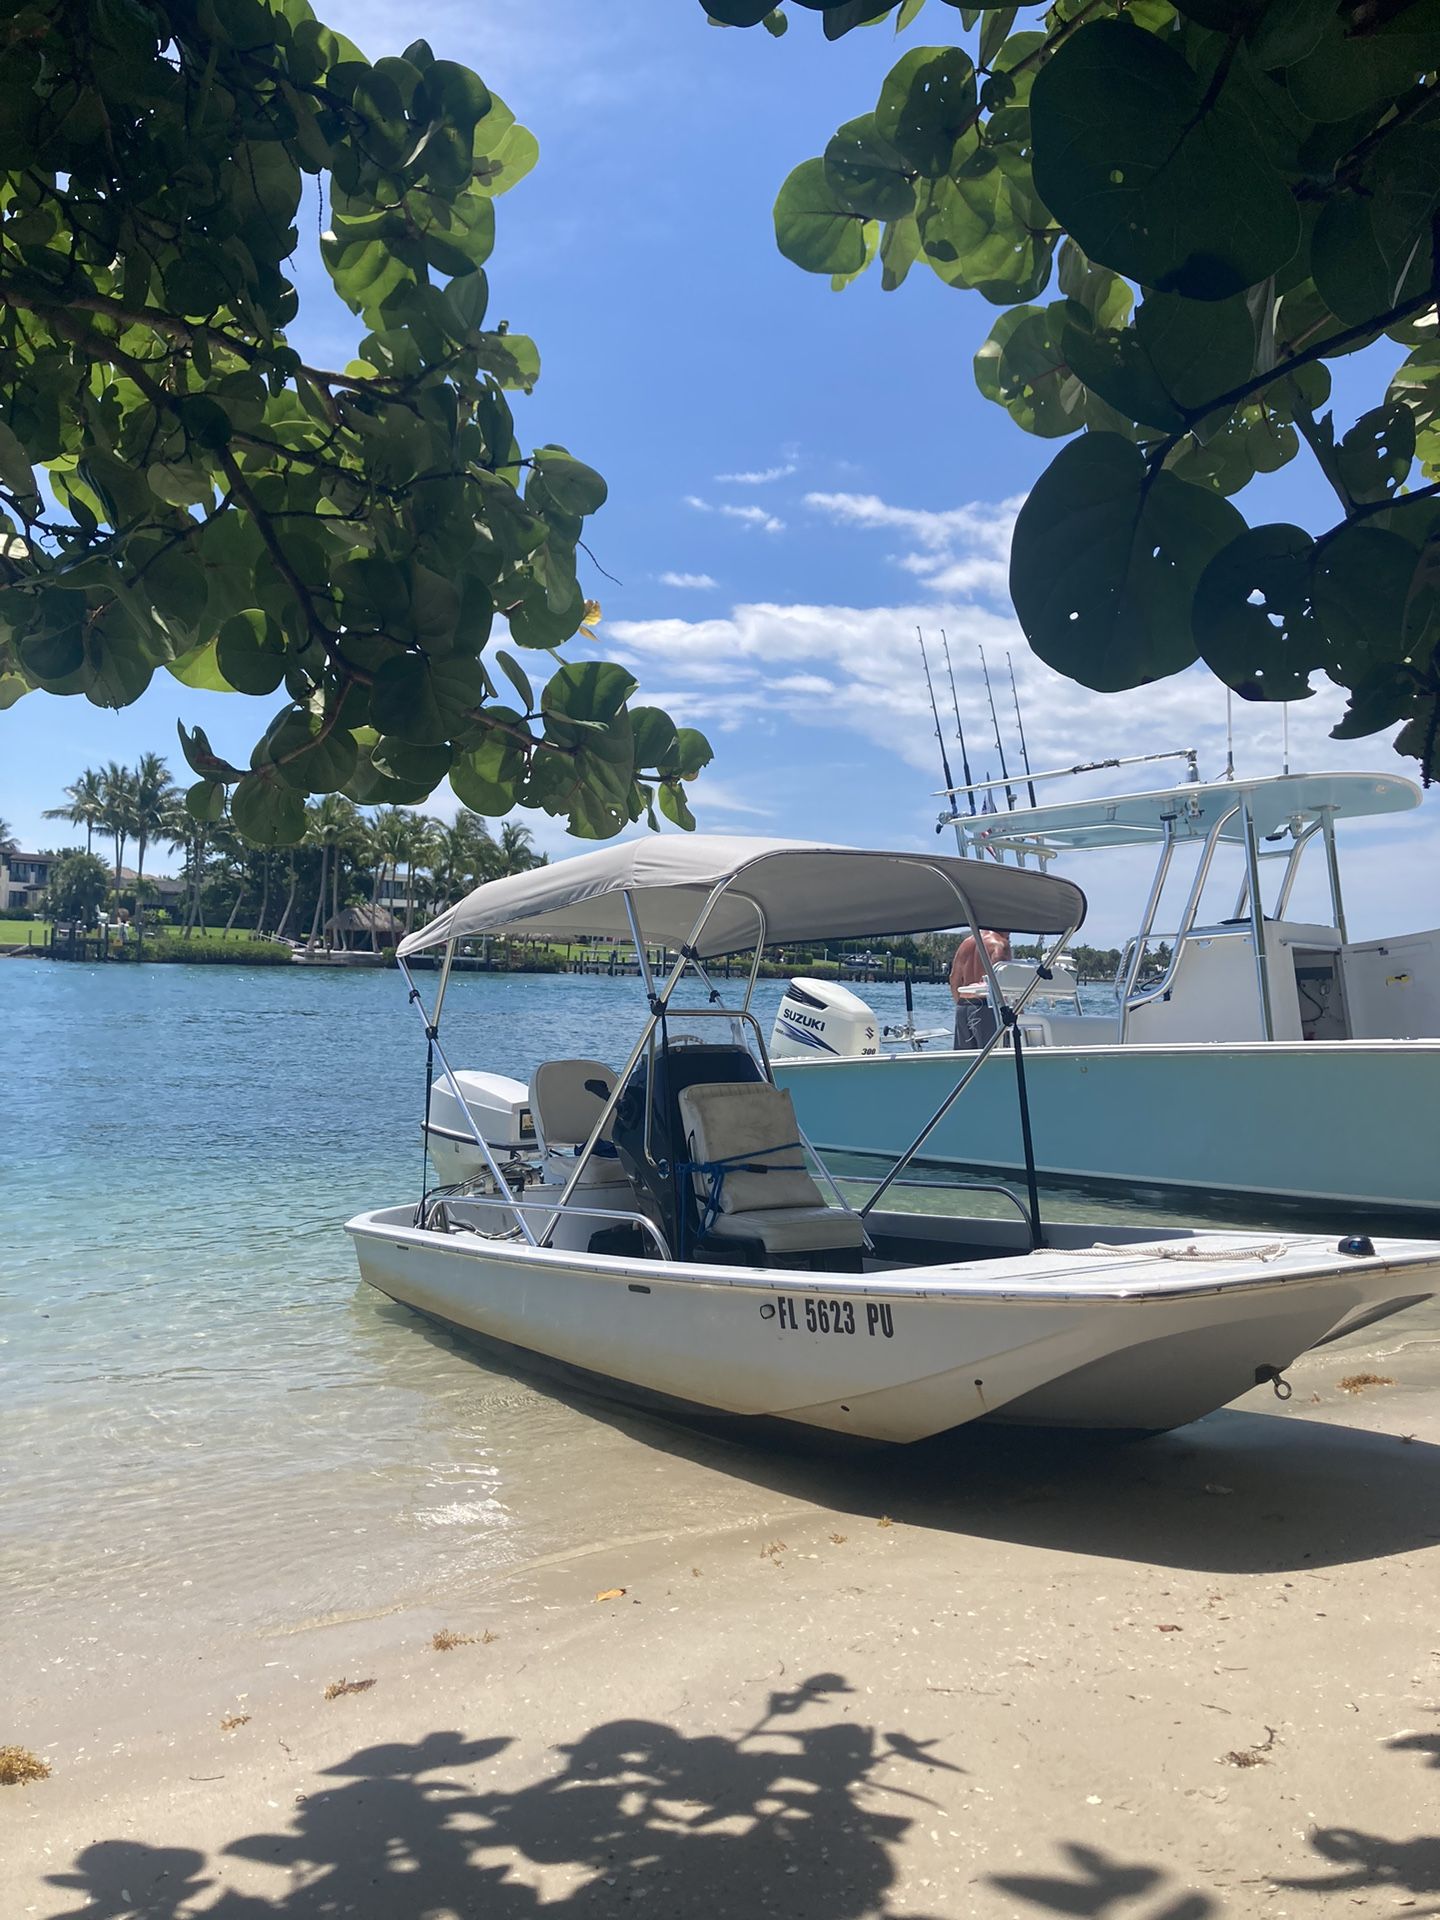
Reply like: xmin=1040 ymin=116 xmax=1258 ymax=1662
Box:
xmin=1007 ymin=651 xmax=1039 ymax=809
xmin=978 ymin=644 xmax=1017 ymax=810
xmin=1282 ymin=701 xmax=1290 ymax=778
xmin=940 ymin=630 xmax=976 ymax=815
xmin=1224 ymin=689 xmax=1235 ymax=781
xmin=917 ymin=629 xmax=958 ymax=839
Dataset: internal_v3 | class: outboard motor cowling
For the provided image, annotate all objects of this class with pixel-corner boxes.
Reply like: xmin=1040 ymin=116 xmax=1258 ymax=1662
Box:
xmin=425 ymin=1070 xmax=534 ymax=1186
xmin=770 ymin=978 xmax=880 ymax=1061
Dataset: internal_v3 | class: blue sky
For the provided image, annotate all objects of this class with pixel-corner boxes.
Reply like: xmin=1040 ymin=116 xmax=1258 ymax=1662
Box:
xmin=2 ymin=0 xmax=1436 ymax=942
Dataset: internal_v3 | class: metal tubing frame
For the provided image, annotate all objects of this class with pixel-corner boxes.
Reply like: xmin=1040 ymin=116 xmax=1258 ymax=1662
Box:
xmin=934 ymin=745 xmax=1200 ymax=804
xmin=1274 ymin=819 xmax=1322 ymax=920
xmin=431 ymin=1191 xmax=674 ymax=1262
xmin=531 ymin=876 xmax=738 ymax=1245
xmin=1121 ymin=803 xmax=1240 ymax=1022
xmin=1240 ymin=795 xmax=1276 ymax=1042
xmin=857 ymin=924 xmax=1077 ymax=1223
xmin=398 ymin=953 xmax=539 ymax=1247
xmin=1116 ymin=817 xmax=1176 ymax=1041
xmin=432 ymin=937 xmax=458 ymax=1030
xmin=1321 ymin=807 xmax=1349 ymax=943
xmin=679 ymin=951 xmax=873 ymax=1236
xmin=622 ymin=890 xmax=656 ymax=1001
xmin=858 ymin=874 xmax=1078 ymax=1221
xmin=405 ymin=855 xmax=1080 ymax=1258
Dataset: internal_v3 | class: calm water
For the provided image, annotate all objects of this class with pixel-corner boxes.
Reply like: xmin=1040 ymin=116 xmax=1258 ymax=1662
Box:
xmin=0 ymin=962 xmax=977 ymax=1680
xmin=3 ymin=960 xmax=1434 ymax=1694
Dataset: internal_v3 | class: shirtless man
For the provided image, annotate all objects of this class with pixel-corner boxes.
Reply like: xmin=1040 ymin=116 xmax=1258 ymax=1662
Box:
xmin=950 ymin=928 xmax=1011 ymax=1049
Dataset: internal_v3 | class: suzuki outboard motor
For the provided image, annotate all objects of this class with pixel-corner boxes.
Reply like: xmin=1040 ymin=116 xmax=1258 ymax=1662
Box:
xmin=769 ymin=978 xmax=880 ymax=1061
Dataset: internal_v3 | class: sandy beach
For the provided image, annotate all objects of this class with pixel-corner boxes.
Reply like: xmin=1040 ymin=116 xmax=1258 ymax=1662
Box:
xmin=6 ymin=1299 xmax=1438 ymax=1920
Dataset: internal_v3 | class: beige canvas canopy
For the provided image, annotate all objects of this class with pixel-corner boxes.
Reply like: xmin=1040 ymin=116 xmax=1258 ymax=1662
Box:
xmin=398 ymin=834 xmax=1086 ymax=961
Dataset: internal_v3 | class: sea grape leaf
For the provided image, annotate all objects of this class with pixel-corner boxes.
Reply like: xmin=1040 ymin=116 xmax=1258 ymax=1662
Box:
xmin=1030 ymin=19 xmax=1300 ymax=299
xmin=974 ymin=304 xmax=1086 ymax=438
xmin=1192 ymin=523 xmax=1323 ymax=701
xmin=774 ymin=158 xmax=875 ymax=274
xmin=1010 ymin=431 xmax=1245 ymax=690
xmin=823 ymin=114 xmax=916 ymax=222
xmin=874 ymin=45 xmax=978 ymax=176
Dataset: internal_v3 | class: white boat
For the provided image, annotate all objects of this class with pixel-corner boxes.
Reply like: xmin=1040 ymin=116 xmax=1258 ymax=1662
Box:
xmin=771 ymin=771 xmax=1440 ymax=1221
xmin=347 ymin=836 xmax=1438 ymax=1444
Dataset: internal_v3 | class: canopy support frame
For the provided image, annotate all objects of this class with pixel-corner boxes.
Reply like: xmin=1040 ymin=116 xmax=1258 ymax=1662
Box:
xmin=399 ymin=950 xmax=539 ymax=1247
xmin=858 ymin=865 xmax=1078 ymax=1237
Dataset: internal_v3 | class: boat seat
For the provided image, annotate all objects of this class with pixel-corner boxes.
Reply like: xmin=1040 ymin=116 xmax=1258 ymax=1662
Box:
xmin=530 ymin=1058 xmax=630 ymax=1187
xmin=676 ymin=1080 xmax=869 ymax=1262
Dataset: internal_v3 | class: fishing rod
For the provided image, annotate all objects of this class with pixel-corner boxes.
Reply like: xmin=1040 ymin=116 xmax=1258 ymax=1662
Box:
xmin=978 ymin=644 xmax=1017 ymax=811
xmin=916 ymin=629 xmax=959 ymax=839
xmin=1007 ymin=650 xmax=1038 ymax=809
xmin=940 ymin=630 xmax=976 ymax=815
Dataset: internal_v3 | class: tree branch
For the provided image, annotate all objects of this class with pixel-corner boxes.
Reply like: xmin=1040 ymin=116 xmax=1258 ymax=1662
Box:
xmin=1150 ymin=287 xmax=1435 ymax=470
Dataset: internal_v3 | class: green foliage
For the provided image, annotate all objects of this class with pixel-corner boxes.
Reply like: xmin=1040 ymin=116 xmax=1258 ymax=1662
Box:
xmin=43 ymin=849 xmax=109 ymax=922
xmin=0 ymin=4 xmax=709 ymax=843
xmin=728 ymin=0 xmax=1440 ymax=779
xmin=139 ymin=932 xmax=296 ymax=965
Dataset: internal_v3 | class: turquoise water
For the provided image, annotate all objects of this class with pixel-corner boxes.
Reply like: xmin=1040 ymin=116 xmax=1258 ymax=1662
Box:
xmin=0 ymin=961 xmax=976 ymax=1684
xmin=5 ymin=959 xmax=1433 ymax=1705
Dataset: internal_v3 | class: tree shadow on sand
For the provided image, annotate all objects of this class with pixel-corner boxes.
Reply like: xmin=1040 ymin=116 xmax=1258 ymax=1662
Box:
xmin=989 ymin=1842 xmax=1218 ymax=1918
xmin=1276 ymin=1707 xmax=1440 ymax=1914
xmin=42 ymin=1674 xmax=954 ymax=1920
xmin=987 ymin=1705 xmax=1440 ymax=1920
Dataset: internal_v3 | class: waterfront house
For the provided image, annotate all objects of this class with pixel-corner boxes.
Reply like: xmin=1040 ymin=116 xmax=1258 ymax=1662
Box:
xmin=2 ymin=851 xmax=56 ymax=912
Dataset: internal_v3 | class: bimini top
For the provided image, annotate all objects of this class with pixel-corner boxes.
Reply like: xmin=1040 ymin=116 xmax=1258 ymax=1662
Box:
xmin=398 ymin=834 xmax=1087 ymax=960
xmin=965 ymin=770 xmax=1421 ymax=855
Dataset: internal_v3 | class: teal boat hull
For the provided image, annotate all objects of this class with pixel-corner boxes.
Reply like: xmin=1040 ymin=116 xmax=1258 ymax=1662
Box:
xmin=774 ymin=1040 xmax=1440 ymax=1222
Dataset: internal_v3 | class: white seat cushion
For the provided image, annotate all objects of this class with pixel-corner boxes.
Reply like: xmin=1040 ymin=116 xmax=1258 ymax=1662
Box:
xmin=531 ymin=1058 xmax=629 ymax=1188
xmin=676 ymin=1080 xmax=867 ymax=1257
xmin=531 ymin=1058 xmax=617 ymax=1147
xmin=706 ymin=1206 xmax=867 ymax=1256
xmin=676 ymin=1081 xmax=821 ymax=1214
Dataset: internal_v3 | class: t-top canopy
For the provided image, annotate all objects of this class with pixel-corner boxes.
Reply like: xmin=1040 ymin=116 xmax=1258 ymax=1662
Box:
xmin=966 ymin=770 xmax=1421 ymax=853
xmin=398 ymin=834 xmax=1087 ymax=960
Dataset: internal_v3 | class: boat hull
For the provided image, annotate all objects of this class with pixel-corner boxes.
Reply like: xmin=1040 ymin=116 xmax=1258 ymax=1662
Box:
xmin=774 ymin=1040 xmax=1440 ymax=1221
xmin=347 ymin=1207 xmax=1437 ymax=1443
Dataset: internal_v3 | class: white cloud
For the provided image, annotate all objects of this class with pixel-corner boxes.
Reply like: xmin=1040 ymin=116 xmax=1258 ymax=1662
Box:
xmin=713 ymin=464 xmax=797 ymax=485
xmin=658 ymin=570 xmax=718 ymax=590
xmin=605 ymin=498 xmax=1434 ymax=944
xmin=684 ymin=495 xmax=785 ymax=535
xmin=805 ymin=490 xmax=1023 ymax=558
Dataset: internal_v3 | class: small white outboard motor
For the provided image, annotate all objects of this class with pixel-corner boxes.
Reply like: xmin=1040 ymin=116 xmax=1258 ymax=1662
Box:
xmin=425 ymin=1070 xmax=535 ymax=1187
xmin=770 ymin=978 xmax=880 ymax=1061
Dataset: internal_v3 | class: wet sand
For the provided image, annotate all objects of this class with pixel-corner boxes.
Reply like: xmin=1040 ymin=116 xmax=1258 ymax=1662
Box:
xmin=6 ymin=1309 xmax=1440 ymax=1919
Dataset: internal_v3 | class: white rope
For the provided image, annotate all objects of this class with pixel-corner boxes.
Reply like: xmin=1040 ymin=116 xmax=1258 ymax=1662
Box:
xmin=1073 ymin=1240 xmax=1289 ymax=1264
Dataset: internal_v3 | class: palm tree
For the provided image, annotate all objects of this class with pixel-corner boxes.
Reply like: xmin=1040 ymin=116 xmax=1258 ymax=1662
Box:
xmin=365 ymin=809 xmax=411 ymax=952
xmin=44 ymin=769 xmax=106 ymax=854
xmin=304 ymin=795 xmax=363 ymax=951
xmin=97 ymin=761 xmax=138 ymax=907
xmin=129 ymin=752 xmax=177 ymax=935
xmin=203 ymin=823 xmax=252 ymax=934
xmin=273 ymin=847 xmax=301 ymax=941
xmin=159 ymin=796 xmax=208 ymax=936
xmin=498 ymin=819 xmax=541 ymax=876
xmin=400 ymin=813 xmax=442 ymax=933
xmin=253 ymin=848 xmax=272 ymax=936
xmin=0 ymin=817 xmax=16 ymax=864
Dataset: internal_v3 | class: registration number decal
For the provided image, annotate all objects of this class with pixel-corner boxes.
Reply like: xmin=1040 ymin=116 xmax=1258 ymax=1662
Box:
xmin=774 ymin=1297 xmax=893 ymax=1338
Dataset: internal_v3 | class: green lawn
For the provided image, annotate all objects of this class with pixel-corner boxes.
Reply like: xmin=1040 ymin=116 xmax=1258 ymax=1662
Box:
xmin=0 ymin=920 xmax=279 ymax=946
xmin=0 ymin=919 xmax=48 ymax=944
